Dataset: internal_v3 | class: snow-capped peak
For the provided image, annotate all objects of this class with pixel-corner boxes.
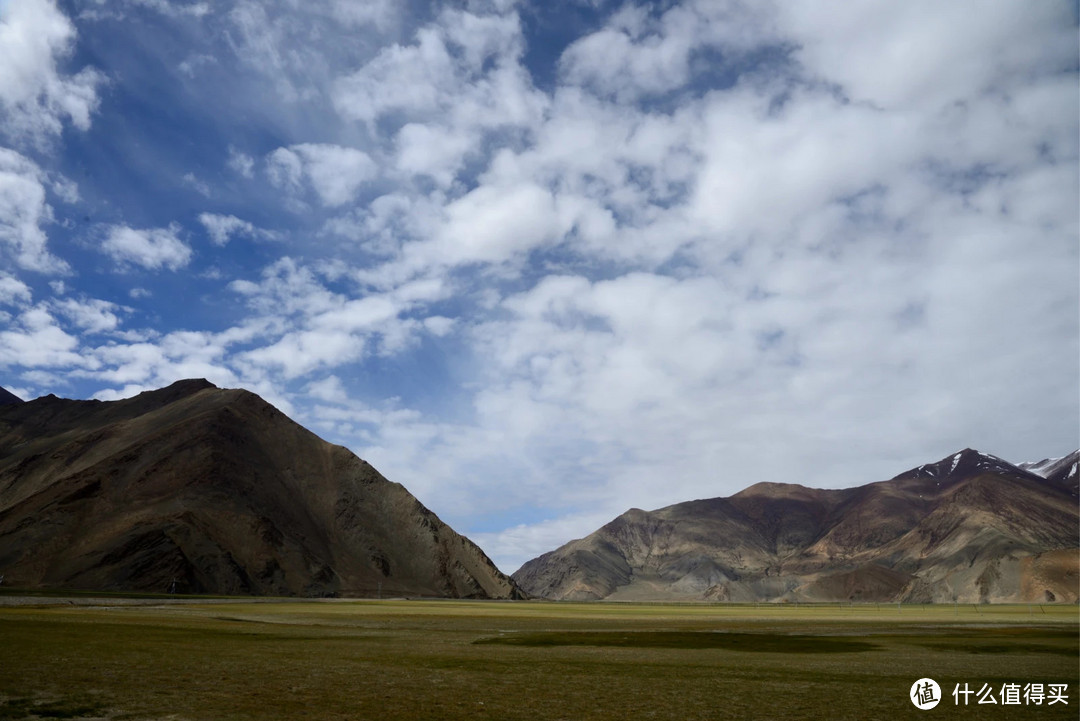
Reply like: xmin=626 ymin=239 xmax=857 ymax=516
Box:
xmin=1019 ymin=455 xmax=1066 ymax=478
xmin=898 ymin=448 xmax=1028 ymax=481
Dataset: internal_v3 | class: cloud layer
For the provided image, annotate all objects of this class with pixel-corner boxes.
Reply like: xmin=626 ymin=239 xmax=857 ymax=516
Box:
xmin=0 ymin=0 xmax=1076 ymax=572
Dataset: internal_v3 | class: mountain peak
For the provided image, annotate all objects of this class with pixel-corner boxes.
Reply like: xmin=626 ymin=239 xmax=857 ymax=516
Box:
xmin=153 ymin=378 xmax=218 ymax=398
xmin=892 ymin=448 xmax=1030 ymax=482
xmin=514 ymin=448 xmax=1078 ymax=603
xmin=0 ymin=386 xmax=24 ymax=406
xmin=0 ymin=379 xmax=520 ymax=599
xmin=1018 ymin=451 xmax=1079 ymax=479
xmin=114 ymin=378 xmax=219 ymax=413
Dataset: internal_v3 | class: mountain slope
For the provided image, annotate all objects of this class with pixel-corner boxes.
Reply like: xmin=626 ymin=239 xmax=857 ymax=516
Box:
xmin=0 ymin=387 xmax=23 ymax=406
xmin=513 ymin=449 xmax=1079 ymax=603
xmin=0 ymin=379 xmax=521 ymax=599
xmin=1020 ymin=451 xmax=1080 ymax=495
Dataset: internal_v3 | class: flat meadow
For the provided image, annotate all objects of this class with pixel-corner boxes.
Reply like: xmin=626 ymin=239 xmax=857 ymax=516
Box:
xmin=0 ymin=596 xmax=1076 ymax=720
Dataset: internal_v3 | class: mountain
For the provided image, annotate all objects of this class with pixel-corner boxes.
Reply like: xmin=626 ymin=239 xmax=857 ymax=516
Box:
xmin=513 ymin=449 xmax=1079 ymax=604
xmin=0 ymin=379 xmax=521 ymax=599
xmin=0 ymin=387 xmax=23 ymax=406
xmin=1019 ymin=453 xmax=1079 ymax=495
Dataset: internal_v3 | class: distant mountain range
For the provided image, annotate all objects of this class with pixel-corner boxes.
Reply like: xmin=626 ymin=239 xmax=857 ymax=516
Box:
xmin=0 ymin=379 xmax=521 ymax=599
xmin=513 ymin=449 xmax=1078 ymax=603
xmin=3 ymin=379 xmax=1075 ymax=604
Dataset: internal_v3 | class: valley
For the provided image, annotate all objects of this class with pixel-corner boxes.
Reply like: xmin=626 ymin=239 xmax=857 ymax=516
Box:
xmin=0 ymin=595 xmax=1076 ymax=720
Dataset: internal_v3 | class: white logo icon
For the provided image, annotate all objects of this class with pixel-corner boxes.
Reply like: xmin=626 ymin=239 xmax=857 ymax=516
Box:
xmin=911 ymin=678 xmax=941 ymax=710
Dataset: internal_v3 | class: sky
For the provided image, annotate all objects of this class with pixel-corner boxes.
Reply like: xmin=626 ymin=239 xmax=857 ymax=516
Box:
xmin=0 ymin=0 xmax=1077 ymax=574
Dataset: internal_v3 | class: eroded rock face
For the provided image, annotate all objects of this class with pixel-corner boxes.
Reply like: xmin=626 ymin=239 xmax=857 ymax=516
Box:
xmin=0 ymin=380 xmax=522 ymax=599
xmin=514 ymin=449 xmax=1080 ymax=603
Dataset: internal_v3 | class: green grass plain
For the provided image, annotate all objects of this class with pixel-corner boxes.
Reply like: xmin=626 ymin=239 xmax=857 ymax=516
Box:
xmin=0 ymin=598 xmax=1076 ymax=720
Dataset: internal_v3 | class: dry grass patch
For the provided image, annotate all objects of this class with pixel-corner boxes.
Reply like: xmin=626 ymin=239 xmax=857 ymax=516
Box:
xmin=0 ymin=600 xmax=1075 ymax=720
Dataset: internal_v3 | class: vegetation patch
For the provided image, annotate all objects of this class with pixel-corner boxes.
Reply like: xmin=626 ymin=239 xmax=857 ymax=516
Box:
xmin=0 ymin=696 xmax=106 ymax=720
xmin=907 ymin=629 xmax=1079 ymax=657
xmin=0 ymin=600 xmax=1076 ymax=720
xmin=476 ymin=630 xmax=879 ymax=653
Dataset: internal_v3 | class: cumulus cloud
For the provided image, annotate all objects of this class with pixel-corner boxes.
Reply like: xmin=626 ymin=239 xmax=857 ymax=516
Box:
xmin=199 ymin=212 xmax=253 ymax=245
xmin=333 ymin=7 xmax=546 ymax=183
xmin=325 ymin=0 xmax=395 ymax=30
xmin=2 ymin=0 xmax=1074 ymax=573
xmin=181 ymin=172 xmax=212 ymax=197
xmin=100 ymin=224 xmax=193 ymax=271
xmin=317 ymin=0 xmax=1078 ymax=571
xmin=395 ymin=182 xmax=567 ymax=275
xmin=0 ymin=0 xmax=105 ymax=143
xmin=558 ymin=1 xmax=777 ymax=102
xmin=227 ymin=146 xmax=255 ymax=178
xmin=222 ymin=0 xmax=394 ymax=103
xmin=779 ymin=1 xmax=1077 ymax=112
xmin=0 ymin=305 xmax=88 ymax=370
xmin=559 ymin=4 xmax=698 ymax=100
xmin=267 ymin=143 xmax=377 ymax=207
xmin=198 ymin=212 xmax=278 ymax=245
xmin=0 ymin=148 xmax=69 ymax=273
xmin=0 ymin=273 xmax=32 ymax=306
xmin=128 ymin=0 xmax=210 ymax=19
xmin=52 ymin=297 xmax=122 ymax=334
xmin=228 ymin=257 xmax=451 ymax=381
xmin=394 ymin=122 xmax=476 ymax=187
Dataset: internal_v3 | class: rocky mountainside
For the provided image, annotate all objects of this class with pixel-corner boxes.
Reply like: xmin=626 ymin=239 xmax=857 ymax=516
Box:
xmin=1019 ymin=453 xmax=1079 ymax=495
xmin=513 ymin=449 xmax=1079 ymax=603
xmin=0 ymin=379 xmax=521 ymax=599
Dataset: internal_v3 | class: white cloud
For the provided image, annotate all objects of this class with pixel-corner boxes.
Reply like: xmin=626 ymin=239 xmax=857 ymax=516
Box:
xmin=199 ymin=212 xmax=252 ymax=245
xmin=177 ymin=52 xmax=217 ymax=78
xmin=779 ymin=1 xmax=1077 ymax=112
xmin=129 ymin=0 xmax=210 ymax=19
xmin=225 ymin=0 xmax=381 ymax=105
xmin=332 ymin=6 xmax=547 ymax=185
xmin=225 ymin=1 xmax=300 ymax=101
xmin=405 ymin=182 xmax=566 ymax=272
xmin=558 ymin=0 xmax=776 ymax=103
xmin=229 ymin=259 xmax=451 ymax=381
xmin=395 ymin=122 xmax=476 ymax=187
xmin=52 ymin=296 xmax=122 ymax=334
xmin=82 ymin=324 xmax=277 ymax=405
xmin=198 ymin=212 xmax=278 ymax=245
xmin=3 ymin=0 xmax=1073 ymax=574
xmin=181 ymin=172 xmax=212 ymax=197
xmin=0 ymin=305 xmax=88 ymax=369
xmin=100 ymin=223 xmax=193 ymax=271
xmin=239 ymin=327 xmax=367 ymax=379
xmin=267 ymin=143 xmax=376 ymax=207
xmin=325 ymin=0 xmax=395 ymax=30
xmin=227 ymin=146 xmax=255 ymax=178
xmin=0 ymin=148 xmax=69 ymax=273
xmin=0 ymin=272 xmax=31 ymax=306
xmin=265 ymin=146 xmax=303 ymax=189
xmin=559 ymin=4 xmax=695 ymax=100
xmin=471 ymin=511 xmax=623 ymax=574
xmin=305 ymin=374 xmax=348 ymax=403
xmin=50 ymin=174 xmax=78 ymax=203
xmin=0 ymin=0 xmax=105 ymax=142
xmin=332 ymin=27 xmax=457 ymax=127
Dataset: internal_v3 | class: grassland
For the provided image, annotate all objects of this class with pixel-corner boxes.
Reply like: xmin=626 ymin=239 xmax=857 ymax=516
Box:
xmin=0 ymin=597 xmax=1076 ymax=720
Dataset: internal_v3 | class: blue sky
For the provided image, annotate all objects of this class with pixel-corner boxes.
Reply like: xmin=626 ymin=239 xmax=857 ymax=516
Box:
xmin=1 ymin=0 xmax=1077 ymax=573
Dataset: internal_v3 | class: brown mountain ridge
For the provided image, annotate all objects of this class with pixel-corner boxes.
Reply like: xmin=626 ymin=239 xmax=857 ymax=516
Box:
xmin=0 ymin=379 xmax=521 ymax=599
xmin=513 ymin=449 xmax=1079 ymax=603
